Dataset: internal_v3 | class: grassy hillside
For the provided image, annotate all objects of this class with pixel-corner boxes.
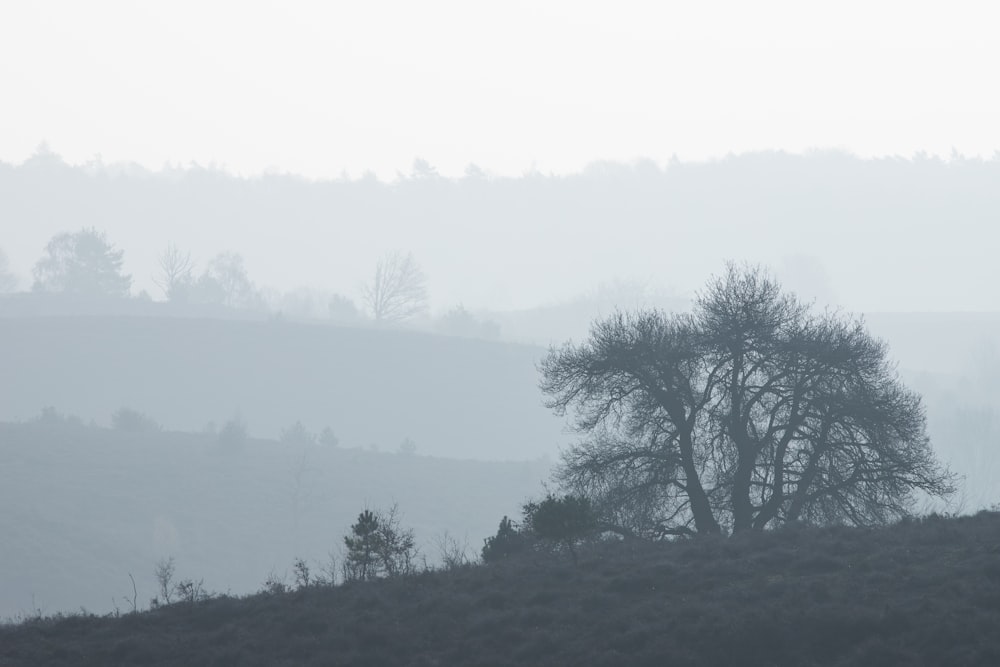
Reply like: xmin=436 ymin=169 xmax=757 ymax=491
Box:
xmin=0 ymin=315 xmax=566 ymax=459
xmin=0 ymin=422 xmax=550 ymax=620
xmin=4 ymin=512 xmax=1000 ymax=666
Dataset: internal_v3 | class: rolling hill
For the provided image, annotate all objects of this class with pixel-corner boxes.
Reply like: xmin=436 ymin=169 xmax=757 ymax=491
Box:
xmin=0 ymin=421 xmax=550 ymax=620
xmin=0 ymin=314 xmax=567 ymax=460
xmin=3 ymin=511 xmax=1000 ymax=666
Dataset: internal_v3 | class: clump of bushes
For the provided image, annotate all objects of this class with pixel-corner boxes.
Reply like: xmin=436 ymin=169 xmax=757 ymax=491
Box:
xmin=482 ymin=494 xmax=597 ymax=564
xmin=280 ymin=421 xmax=314 ymax=446
xmin=217 ymin=413 xmax=248 ymax=451
xmin=111 ymin=407 xmax=161 ymax=433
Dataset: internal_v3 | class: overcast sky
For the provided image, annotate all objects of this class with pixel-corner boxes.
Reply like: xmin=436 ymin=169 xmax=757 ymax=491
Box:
xmin=2 ymin=1 xmax=998 ymax=179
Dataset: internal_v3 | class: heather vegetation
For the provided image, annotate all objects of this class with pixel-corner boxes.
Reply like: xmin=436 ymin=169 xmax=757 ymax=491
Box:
xmin=4 ymin=511 xmax=1000 ymax=666
xmin=0 ymin=417 xmax=549 ymax=619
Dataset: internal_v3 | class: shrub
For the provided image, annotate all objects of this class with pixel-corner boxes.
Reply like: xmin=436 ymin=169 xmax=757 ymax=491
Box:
xmin=217 ymin=413 xmax=248 ymax=451
xmin=523 ymin=494 xmax=597 ymax=563
xmin=398 ymin=437 xmax=417 ymax=456
xmin=280 ymin=421 xmax=315 ymax=446
xmin=262 ymin=570 xmax=288 ymax=595
xmin=152 ymin=557 xmax=176 ymax=606
xmin=175 ymin=578 xmax=209 ymax=605
xmin=292 ymin=558 xmax=311 ymax=589
xmin=434 ymin=531 xmax=473 ymax=570
xmin=34 ymin=406 xmax=83 ymax=427
xmin=111 ymin=407 xmax=161 ymax=433
xmin=318 ymin=426 xmax=340 ymax=447
xmin=482 ymin=516 xmax=530 ymax=564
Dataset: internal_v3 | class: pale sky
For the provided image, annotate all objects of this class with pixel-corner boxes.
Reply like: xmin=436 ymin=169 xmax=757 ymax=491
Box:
xmin=2 ymin=0 xmax=998 ymax=178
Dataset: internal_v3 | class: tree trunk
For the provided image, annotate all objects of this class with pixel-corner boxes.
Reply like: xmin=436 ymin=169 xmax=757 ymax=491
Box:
xmin=678 ymin=428 xmax=721 ymax=535
xmin=728 ymin=352 xmax=756 ymax=533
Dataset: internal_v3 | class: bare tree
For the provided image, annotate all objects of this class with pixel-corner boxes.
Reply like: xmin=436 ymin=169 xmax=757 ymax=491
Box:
xmin=153 ymin=243 xmax=194 ymax=300
xmin=362 ymin=251 xmax=428 ymax=323
xmin=153 ymin=557 xmax=176 ymax=606
xmin=542 ymin=264 xmax=955 ymax=536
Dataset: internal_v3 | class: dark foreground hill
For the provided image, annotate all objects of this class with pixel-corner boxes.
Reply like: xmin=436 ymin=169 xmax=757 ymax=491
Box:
xmin=5 ymin=512 xmax=1000 ymax=667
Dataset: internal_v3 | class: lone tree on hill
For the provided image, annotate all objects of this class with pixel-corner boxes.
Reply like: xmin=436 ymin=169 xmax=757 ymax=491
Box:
xmin=153 ymin=242 xmax=194 ymax=301
xmin=362 ymin=251 xmax=428 ymax=323
xmin=540 ymin=263 xmax=955 ymax=537
xmin=32 ymin=228 xmax=132 ymax=297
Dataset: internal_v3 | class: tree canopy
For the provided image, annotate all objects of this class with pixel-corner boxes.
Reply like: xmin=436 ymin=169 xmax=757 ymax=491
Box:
xmin=32 ymin=228 xmax=132 ymax=297
xmin=541 ymin=264 xmax=954 ymax=537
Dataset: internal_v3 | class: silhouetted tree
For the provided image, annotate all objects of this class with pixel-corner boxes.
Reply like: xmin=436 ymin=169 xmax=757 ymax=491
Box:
xmin=153 ymin=243 xmax=194 ymax=301
xmin=32 ymin=228 xmax=132 ymax=297
xmin=200 ymin=252 xmax=261 ymax=310
xmin=343 ymin=509 xmax=380 ymax=581
xmin=362 ymin=251 xmax=428 ymax=323
xmin=410 ymin=158 xmax=440 ymax=179
xmin=343 ymin=505 xmax=418 ymax=581
xmin=542 ymin=264 xmax=955 ymax=536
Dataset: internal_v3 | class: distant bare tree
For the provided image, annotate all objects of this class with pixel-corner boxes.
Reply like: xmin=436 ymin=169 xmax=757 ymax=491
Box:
xmin=153 ymin=243 xmax=194 ymax=300
xmin=362 ymin=251 xmax=428 ymax=323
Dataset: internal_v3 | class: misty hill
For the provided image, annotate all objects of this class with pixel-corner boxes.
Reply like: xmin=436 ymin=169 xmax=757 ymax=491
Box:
xmin=3 ymin=150 xmax=1000 ymax=313
xmin=0 ymin=315 xmax=565 ymax=459
xmin=2 ymin=309 xmax=1000 ymax=506
xmin=0 ymin=420 xmax=550 ymax=620
xmin=5 ymin=511 xmax=1000 ymax=666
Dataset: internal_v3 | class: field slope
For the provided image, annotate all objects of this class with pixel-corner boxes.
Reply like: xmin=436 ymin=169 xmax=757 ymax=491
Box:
xmin=0 ymin=422 xmax=550 ymax=620
xmin=0 ymin=314 xmax=566 ymax=460
xmin=4 ymin=512 xmax=1000 ymax=666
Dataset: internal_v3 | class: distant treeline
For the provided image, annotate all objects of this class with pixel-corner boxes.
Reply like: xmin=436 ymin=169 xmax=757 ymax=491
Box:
xmin=3 ymin=147 xmax=999 ymax=313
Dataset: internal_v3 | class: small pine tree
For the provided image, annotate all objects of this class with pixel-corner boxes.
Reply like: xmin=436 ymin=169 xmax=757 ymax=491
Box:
xmin=343 ymin=505 xmax=418 ymax=581
xmin=343 ymin=509 xmax=381 ymax=581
